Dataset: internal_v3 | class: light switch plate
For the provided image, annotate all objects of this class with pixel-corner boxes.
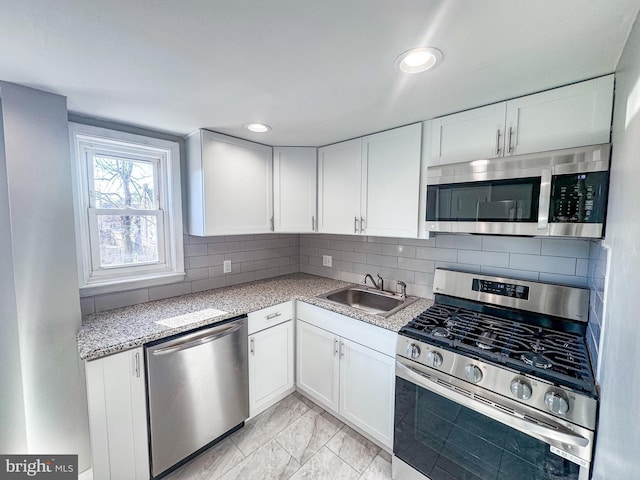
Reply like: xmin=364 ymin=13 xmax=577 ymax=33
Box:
xmin=322 ymin=255 xmax=332 ymax=267
xmin=223 ymin=260 xmax=232 ymax=273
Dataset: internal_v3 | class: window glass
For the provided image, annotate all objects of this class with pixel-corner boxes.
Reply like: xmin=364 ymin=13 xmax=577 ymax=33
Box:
xmin=92 ymin=155 xmax=156 ymax=209
xmin=96 ymin=214 xmax=159 ymax=267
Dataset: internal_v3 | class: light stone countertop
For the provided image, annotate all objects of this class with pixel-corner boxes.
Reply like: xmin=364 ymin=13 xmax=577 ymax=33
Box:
xmin=77 ymin=273 xmax=433 ymax=361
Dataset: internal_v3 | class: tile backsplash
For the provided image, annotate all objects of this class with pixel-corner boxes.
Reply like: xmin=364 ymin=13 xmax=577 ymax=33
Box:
xmin=299 ymin=233 xmax=591 ymax=299
xmin=81 ymin=232 xmax=594 ymax=318
xmin=587 ymin=240 xmax=608 ymax=378
xmin=81 ymin=234 xmax=300 ymax=314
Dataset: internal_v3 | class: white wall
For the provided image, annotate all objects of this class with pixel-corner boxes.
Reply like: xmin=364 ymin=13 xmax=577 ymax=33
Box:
xmin=0 ymin=97 xmax=27 ymax=452
xmin=0 ymin=82 xmax=90 ymax=468
xmin=591 ymin=13 xmax=640 ymax=479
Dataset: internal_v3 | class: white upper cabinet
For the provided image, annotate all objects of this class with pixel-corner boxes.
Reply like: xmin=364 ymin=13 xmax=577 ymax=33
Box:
xmin=362 ymin=124 xmax=422 ymax=237
xmin=273 ymin=147 xmax=317 ymax=233
xmin=505 ymin=75 xmax=614 ymax=156
xmin=186 ymin=130 xmax=273 ymax=236
xmin=317 ymin=138 xmax=362 ymax=235
xmin=425 ymin=75 xmax=614 ymax=166
xmin=318 ymin=124 xmax=421 ymax=237
xmin=426 ymin=103 xmax=507 ymax=166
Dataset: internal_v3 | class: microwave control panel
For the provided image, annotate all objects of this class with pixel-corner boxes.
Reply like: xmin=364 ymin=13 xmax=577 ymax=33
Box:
xmin=550 ymin=171 xmax=609 ymax=223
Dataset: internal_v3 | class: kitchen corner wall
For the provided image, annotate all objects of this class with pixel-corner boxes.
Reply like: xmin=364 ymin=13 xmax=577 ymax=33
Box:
xmin=0 ymin=83 xmax=90 ymax=467
xmin=299 ymin=233 xmax=591 ymax=297
xmin=81 ymin=234 xmax=300 ymax=314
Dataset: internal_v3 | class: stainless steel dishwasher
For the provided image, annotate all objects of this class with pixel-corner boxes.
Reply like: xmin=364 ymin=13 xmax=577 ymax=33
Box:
xmin=145 ymin=315 xmax=248 ymax=478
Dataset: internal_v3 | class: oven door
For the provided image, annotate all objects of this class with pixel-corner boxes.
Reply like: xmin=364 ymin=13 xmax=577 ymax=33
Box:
xmin=393 ymin=358 xmax=592 ymax=480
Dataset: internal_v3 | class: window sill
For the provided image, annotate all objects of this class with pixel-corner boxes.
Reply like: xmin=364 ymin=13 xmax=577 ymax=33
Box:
xmin=79 ymin=272 xmax=186 ymax=297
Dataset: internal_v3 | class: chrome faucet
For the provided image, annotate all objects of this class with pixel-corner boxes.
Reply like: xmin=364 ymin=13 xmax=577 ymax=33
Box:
xmin=363 ymin=273 xmax=384 ymax=291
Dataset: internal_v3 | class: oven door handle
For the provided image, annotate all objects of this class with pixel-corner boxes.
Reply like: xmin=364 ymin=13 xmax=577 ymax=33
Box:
xmin=396 ymin=361 xmax=590 ymax=449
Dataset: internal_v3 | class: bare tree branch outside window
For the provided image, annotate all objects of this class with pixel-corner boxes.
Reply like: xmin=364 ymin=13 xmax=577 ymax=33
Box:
xmin=92 ymin=156 xmax=159 ymax=267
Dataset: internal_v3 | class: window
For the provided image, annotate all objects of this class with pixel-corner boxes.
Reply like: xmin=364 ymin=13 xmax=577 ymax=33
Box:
xmin=69 ymin=123 xmax=184 ymax=295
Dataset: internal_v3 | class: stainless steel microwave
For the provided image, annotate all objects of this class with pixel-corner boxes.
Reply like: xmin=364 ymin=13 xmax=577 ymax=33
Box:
xmin=425 ymin=144 xmax=610 ymax=238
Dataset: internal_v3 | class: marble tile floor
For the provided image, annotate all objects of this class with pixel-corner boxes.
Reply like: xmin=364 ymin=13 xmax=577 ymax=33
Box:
xmin=165 ymin=392 xmax=392 ymax=480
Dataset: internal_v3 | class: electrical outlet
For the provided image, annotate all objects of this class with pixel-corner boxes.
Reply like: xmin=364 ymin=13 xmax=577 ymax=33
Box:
xmin=223 ymin=260 xmax=232 ymax=273
xmin=322 ymin=255 xmax=332 ymax=267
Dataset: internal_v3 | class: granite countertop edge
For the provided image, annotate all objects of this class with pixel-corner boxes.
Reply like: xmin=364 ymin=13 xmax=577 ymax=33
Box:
xmin=77 ymin=273 xmax=433 ymax=361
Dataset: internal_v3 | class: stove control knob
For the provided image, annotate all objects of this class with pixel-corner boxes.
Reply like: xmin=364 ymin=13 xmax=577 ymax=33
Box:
xmin=544 ymin=391 xmax=570 ymax=415
xmin=406 ymin=343 xmax=421 ymax=359
xmin=510 ymin=378 xmax=533 ymax=400
xmin=464 ymin=364 xmax=483 ymax=383
xmin=426 ymin=351 xmax=443 ymax=368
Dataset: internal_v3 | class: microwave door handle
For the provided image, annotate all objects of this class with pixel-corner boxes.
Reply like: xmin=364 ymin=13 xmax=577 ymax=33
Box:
xmin=538 ymin=169 xmax=552 ymax=230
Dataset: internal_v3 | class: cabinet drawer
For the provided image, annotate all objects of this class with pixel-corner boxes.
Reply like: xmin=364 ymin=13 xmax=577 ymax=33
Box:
xmin=248 ymin=301 xmax=293 ymax=334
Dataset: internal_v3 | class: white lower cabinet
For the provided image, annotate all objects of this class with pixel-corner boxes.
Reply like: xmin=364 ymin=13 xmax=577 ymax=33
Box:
xmin=85 ymin=347 xmax=149 ymax=480
xmin=296 ymin=320 xmax=340 ymax=411
xmin=338 ymin=337 xmax=395 ymax=448
xmin=296 ymin=302 xmax=396 ymax=449
xmin=248 ymin=302 xmax=295 ymax=417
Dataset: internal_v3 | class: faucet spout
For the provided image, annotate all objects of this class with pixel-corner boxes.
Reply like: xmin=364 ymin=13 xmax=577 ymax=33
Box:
xmin=363 ymin=273 xmax=383 ymax=291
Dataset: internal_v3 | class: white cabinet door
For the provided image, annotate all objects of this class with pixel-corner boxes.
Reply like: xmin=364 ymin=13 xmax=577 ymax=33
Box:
xmin=85 ymin=348 xmax=148 ymax=480
xmin=187 ymin=130 xmax=273 ymax=235
xmin=317 ymin=138 xmax=362 ymax=234
xmin=361 ymin=123 xmax=421 ymax=238
xmin=505 ymin=75 xmax=614 ymax=156
xmin=427 ymin=103 xmax=507 ymax=166
xmin=296 ymin=320 xmax=340 ymax=411
xmin=339 ymin=338 xmax=395 ymax=449
xmin=249 ymin=320 xmax=294 ymax=417
xmin=273 ymin=147 xmax=317 ymax=232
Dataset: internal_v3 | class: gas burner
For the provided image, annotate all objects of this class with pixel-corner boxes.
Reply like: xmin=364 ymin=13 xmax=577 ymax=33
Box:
xmin=521 ymin=352 xmax=553 ymax=369
xmin=530 ymin=340 xmax=545 ymax=353
xmin=445 ymin=318 xmax=457 ymax=328
xmin=432 ymin=327 xmax=451 ymax=338
xmin=476 ymin=331 xmax=497 ymax=350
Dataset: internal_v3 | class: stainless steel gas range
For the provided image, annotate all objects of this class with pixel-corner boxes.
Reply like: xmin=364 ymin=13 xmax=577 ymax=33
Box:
xmin=393 ymin=269 xmax=597 ymax=480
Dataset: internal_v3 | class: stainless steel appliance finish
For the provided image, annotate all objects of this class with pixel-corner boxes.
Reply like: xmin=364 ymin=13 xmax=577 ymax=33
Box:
xmin=146 ymin=316 xmax=249 ymax=478
xmin=425 ymin=143 xmax=610 ymax=238
xmin=432 ymin=269 xmax=590 ymax=322
xmin=393 ymin=269 xmax=597 ymax=480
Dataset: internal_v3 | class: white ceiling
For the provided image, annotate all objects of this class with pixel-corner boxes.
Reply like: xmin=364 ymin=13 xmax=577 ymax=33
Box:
xmin=1 ymin=0 xmax=639 ymax=146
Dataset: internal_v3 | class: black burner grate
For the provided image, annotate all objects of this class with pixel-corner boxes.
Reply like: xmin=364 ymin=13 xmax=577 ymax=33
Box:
xmin=401 ymin=303 xmax=596 ymax=395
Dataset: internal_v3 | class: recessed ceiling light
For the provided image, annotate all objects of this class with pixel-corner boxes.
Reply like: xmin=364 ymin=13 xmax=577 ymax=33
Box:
xmin=244 ymin=123 xmax=271 ymax=133
xmin=394 ymin=47 xmax=443 ymax=74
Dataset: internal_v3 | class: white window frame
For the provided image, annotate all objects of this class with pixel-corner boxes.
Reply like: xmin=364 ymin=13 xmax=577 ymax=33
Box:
xmin=69 ymin=123 xmax=184 ymax=296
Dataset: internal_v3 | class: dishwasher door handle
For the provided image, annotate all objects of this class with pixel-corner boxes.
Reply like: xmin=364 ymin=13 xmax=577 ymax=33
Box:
xmin=151 ymin=321 xmax=244 ymax=356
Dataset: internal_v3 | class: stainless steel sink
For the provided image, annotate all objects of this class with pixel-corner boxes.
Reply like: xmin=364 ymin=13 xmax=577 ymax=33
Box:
xmin=317 ymin=285 xmax=417 ymax=317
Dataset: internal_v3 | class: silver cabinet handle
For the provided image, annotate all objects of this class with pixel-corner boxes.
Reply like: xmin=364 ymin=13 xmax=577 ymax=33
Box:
xmin=266 ymin=312 xmax=281 ymax=320
xmin=334 ymin=339 xmax=339 ymax=356
xmin=360 ymin=217 xmax=365 ymax=233
xmin=270 ymin=216 xmax=274 ymax=231
xmin=507 ymin=126 xmax=513 ymax=154
xmin=312 ymin=216 xmax=315 ymax=231
xmin=339 ymin=341 xmax=345 ymax=359
xmin=250 ymin=337 xmax=255 ymax=355
xmin=135 ymin=352 xmax=140 ymax=378
xmin=495 ymin=129 xmax=501 ymax=155
xmin=354 ymin=216 xmax=359 ymax=234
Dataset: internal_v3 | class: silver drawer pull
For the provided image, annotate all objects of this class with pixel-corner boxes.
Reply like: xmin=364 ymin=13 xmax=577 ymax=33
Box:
xmin=266 ymin=312 xmax=282 ymax=320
